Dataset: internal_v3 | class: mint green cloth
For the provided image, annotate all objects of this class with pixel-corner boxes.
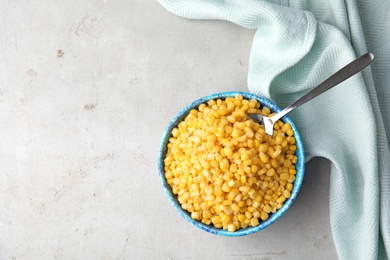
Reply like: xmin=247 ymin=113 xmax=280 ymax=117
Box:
xmin=158 ymin=0 xmax=390 ymax=259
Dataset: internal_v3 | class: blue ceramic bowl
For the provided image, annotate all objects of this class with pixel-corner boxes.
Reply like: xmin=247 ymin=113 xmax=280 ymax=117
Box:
xmin=158 ymin=91 xmax=305 ymax=236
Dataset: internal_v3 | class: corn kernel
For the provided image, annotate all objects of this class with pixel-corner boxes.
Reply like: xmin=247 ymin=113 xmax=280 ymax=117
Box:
xmin=237 ymin=214 xmax=246 ymax=223
xmin=220 ymin=159 xmax=230 ymax=172
xmin=260 ymin=211 xmax=269 ymax=221
xmin=283 ymin=190 xmax=291 ymax=198
xmin=228 ymin=223 xmax=236 ymax=232
xmin=239 ymin=185 xmax=251 ymax=194
xmin=266 ymin=168 xmax=276 ymax=177
xmin=202 ymin=210 xmax=212 ymax=219
xmin=259 ymin=152 xmax=269 ymax=163
xmin=280 ymin=172 xmax=290 ymax=181
xmin=250 ymin=218 xmax=260 ymax=226
xmin=211 ymin=215 xmax=221 ymax=224
xmin=223 ymin=146 xmax=233 ymax=157
xmin=288 ymin=174 xmax=296 ymax=183
xmin=245 ymin=211 xmax=253 ymax=219
xmin=191 ymin=211 xmax=200 ymax=219
xmin=231 ymin=203 xmax=240 ymax=212
xmin=221 ymin=214 xmax=231 ymax=224
xmin=222 ymin=182 xmax=232 ymax=193
xmin=263 ymin=205 xmax=272 ymax=213
xmin=276 ymin=196 xmax=287 ymax=204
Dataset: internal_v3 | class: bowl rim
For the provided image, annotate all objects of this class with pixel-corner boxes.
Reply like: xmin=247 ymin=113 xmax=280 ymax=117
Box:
xmin=158 ymin=91 xmax=305 ymax=236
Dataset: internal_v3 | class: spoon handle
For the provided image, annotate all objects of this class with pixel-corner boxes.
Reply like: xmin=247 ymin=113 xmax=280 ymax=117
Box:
xmin=272 ymin=53 xmax=375 ymax=122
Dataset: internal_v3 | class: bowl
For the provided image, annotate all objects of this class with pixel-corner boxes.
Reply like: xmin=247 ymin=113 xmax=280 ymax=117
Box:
xmin=158 ymin=91 xmax=305 ymax=236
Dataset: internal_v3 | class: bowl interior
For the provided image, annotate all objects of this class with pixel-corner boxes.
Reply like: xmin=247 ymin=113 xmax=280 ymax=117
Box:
xmin=158 ymin=91 xmax=305 ymax=236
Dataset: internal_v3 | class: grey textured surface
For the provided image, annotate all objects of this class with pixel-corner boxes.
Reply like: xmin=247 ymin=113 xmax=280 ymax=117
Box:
xmin=0 ymin=1 xmax=337 ymax=259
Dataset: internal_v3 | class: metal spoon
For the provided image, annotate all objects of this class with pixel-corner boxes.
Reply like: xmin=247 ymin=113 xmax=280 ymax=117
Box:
xmin=248 ymin=52 xmax=375 ymax=136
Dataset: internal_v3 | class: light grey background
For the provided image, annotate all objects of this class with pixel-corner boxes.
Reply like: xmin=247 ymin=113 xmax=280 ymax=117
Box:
xmin=0 ymin=1 xmax=337 ymax=259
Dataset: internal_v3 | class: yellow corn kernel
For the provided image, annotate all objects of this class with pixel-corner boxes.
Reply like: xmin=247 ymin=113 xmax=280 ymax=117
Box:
xmin=228 ymin=223 xmax=236 ymax=232
xmin=201 ymin=219 xmax=211 ymax=225
xmin=275 ymin=135 xmax=284 ymax=145
xmin=289 ymin=144 xmax=297 ymax=152
xmin=228 ymin=179 xmax=235 ymax=187
xmin=247 ymin=106 xmax=258 ymax=113
xmin=252 ymin=200 xmax=260 ymax=209
xmin=259 ymin=152 xmax=269 ymax=163
xmin=229 ymin=163 xmax=237 ymax=173
xmin=223 ymin=146 xmax=233 ymax=157
xmin=211 ymin=215 xmax=221 ymax=224
xmin=221 ymin=214 xmax=231 ymax=224
xmin=259 ymin=144 xmax=268 ymax=153
xmin=230 ymin=187 xmax=240 ymax=196
xmin=276 ymin=196 xmax=286 ymax=204
xmin=234 ymin=193 xmax=242 ymax=201
xmin=247 ymin=206 xmax=255 ymax=213
xmin=191 ymin=211 xmax=201 ymax=220
xmin=265 ymin=168 xmax=275 ymax=177
xmin=280 ymin=172 xmax=290 ymax=181
xmin=215 ymin=178 xmax=223 ymax=187
xmin=289 ymin=168 xmax=297 ymax=175
xmin=263 ymin=205 xmax=272 ymax=213
xmin=216 ymin=196 xmax=224 ymax=203
xmin=205 ymin=186 xmax=213 ymax=195
xmin=231 ymin=203 xmax=240 ymax=212
xmin=219 ymin=159 xmax=230 ymax=172
xmin=282 ymin=189 xmax=291 ymax=198
xmin=260 ymin=211 xmax=269 ymax=221
xmin=287 ymin=129 xmax=294 ymax=136
xmin=260 ymin=106 xmax=270 ymax=115
xmin=284 ymin=159 xmax=292 ymax=167
xmin=288 ymin=174 xmax=296 ymax=183
xmin=247 ymin=177 xmax=257 ymax=186
xmin=202 ymin=210 xmax=212 ymax=219
xmin=240 ymin=222 xmax=249 ymax=229
xmin=239 ymin=185 xmax=251 ymax=194
xmin=222 ymin=182 xmax=232 ymax=193
xmin=250 ymin=165 xmax=258 ymax=174
xmin=206 ymin=193 xmax=215 ymax=201
xmin=250 ymin=218 xmax=260 ymax=226
xmin=171 ymin=128 xmax=179 ymax=137
xmin=244 ymin=166 xmax=251 ymax=174
xmin=227 ymin=191 xmax=235 ymax=201
xmin=222 ymin=200 xmax=232 ymax=206
xmin=214 ymin=153 xmax=223 ymax=162
xmin=200 ymin=202 xmax=210 ymax=210
xmin=240 ymin=174 xmax=247 ymax=184
xmin=237 ymin=214 xmax=246 ymax=223
xmin=242 ymin=159 xmax=251 ymax=167
xmin=214 ymin=223 xmax=223 ymax=228
xmin=239 ymin=153 xmax=249 ymax=161
xmin=271 ymin=149 xmax=282 ymax=159
xmin=214 ymin=187 xmax=223 ymax=196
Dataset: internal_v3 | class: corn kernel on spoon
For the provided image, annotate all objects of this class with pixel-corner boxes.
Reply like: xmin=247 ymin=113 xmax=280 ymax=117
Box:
xmin=248 ymin=52 xmax=375 ymax=136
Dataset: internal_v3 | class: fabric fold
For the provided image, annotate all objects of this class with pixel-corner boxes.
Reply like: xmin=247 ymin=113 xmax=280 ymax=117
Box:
xmin=157 ymin=0 xmax=390 ymax=259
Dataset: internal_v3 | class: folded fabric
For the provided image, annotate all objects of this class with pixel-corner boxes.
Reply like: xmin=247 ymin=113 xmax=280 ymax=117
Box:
xmin=157 ymin=0 xmax=390 ymax=259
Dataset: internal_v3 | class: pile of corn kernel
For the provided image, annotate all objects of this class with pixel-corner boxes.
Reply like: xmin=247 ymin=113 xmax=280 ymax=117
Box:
xmin=164 ymin=95 xmax=298 ymax=232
